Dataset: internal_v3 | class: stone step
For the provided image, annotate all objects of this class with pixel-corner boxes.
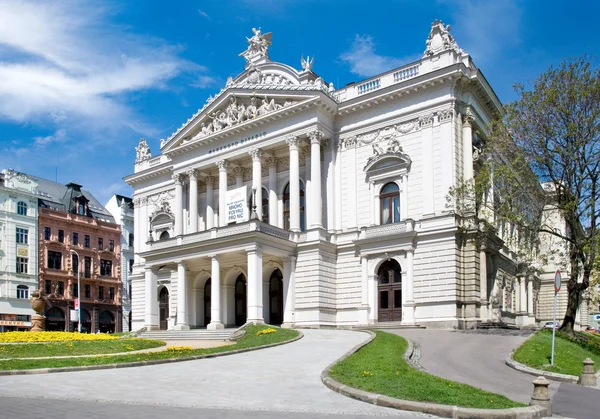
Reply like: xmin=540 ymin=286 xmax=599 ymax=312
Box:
xmin=352 ymin=322 xmax=426 ymax=330
xmin=478 ymin=321 xmax=519 ymax=330
xmin=140 ymin=329 xmax=235 ymax=340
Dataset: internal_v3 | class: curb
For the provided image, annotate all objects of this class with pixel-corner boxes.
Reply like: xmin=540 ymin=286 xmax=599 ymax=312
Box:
xmin=504 ymin=332 xmax=579 ymax=384
xmin=321 ymin=330 xmax=548 ymax=419
xmin=0 ymin=331 xmax=303 ymax=376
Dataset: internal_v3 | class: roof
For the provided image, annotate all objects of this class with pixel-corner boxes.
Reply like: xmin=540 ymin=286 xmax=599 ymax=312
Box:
xmin=25 ymin=173 xmax=116 ymax=223
xmin=114 ymin=194 xmax=133 ymax=208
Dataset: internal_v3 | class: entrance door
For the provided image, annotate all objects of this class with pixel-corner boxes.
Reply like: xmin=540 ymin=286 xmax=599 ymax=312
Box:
xmin=234 ymin=274 xmax=247 ymax=326
xmin=269 ymin=269 xmax=283 ymax=325
xmin=377 ymin=260 xmax=403 ymax=322
xmin=159 ymin=287 xmax=169 ymax=330
xmin=204 ymin=278 xmax=211 ymax=326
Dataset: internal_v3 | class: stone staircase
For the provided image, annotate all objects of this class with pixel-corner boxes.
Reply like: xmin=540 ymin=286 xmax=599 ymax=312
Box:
xmin=477 ymin=321 xmax=519 ymax=330
xmin=140 ymin=328 xmax=236 ymax=341
xmin=352 ymin=321 xmax=425 ymax=330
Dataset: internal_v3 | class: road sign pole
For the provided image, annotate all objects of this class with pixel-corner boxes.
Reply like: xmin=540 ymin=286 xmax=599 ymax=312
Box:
xmin=551 ymin=291 xmax=557 ymax=366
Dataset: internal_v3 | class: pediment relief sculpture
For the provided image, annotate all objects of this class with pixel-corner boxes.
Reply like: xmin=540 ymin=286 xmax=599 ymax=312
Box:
xmin=424 ymin=19 xmax=462 ymax=57
xmin=364 ymin=138 xmax=411 ymax=171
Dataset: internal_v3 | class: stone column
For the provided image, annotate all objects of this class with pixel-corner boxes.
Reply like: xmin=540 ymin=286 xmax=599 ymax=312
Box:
xmin=334 ymin=140 xmax=342 ymax=231
xmin=249 ymin=149 xmax=263 ymax=220
xmin=266 ymin=156 xmax=278 ymax=226
xmin=308 ymin=129 xmax=323 ymax=228
xmin=174 ymin=261 xmax=189 ymax=330
xmin=420 ymin=115 xmax=434 ymax=215
xmin=286 ymin=136 xmax=301 ymax=232
xmin=480 ymin=246 xmax=488 ymax=320
xmin=205 ymin=176 xmax=215 ymax=229
xmin=520 ymin=276 xmax=527 ymax=313
xmin=462 ymin=108 xmax=474 ymax=181
xmin=216 ymin=160 xmax=228 ymax=227
xmin=187 ymin=170 xmax=198 ymax=233
xmin=404 ymin=249 xmax=415 ymax=323
xmin=282 ymin=256 xmax=296 ymax=327
xmin=208 ymin=256 xmax=223 ymax=329
xmin=527 ymin=276 xmax=534 ymax=316
xmin=232 ymin=166 xmax=244 ymax=188
xmin=359 ymin=256 xmax=369 ymax=325
xmin=172 ymin=173 xmax=183 ymax=236
xmin=346 ymin=138 xmax=357 ymax=228
xmin=302 ymin=146 xmax=311 ymax=228
xmin=247 ymin=248 xmax=264 ymax=324
xmin=144 ymin=267 xmax=158 ymax=330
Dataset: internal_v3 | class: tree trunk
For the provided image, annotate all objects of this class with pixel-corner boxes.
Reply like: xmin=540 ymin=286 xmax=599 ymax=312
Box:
xmin=560 ymin=282 xmax=581 ymax=336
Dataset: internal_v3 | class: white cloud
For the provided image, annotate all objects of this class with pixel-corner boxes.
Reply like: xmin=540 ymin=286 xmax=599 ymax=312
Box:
xmin=445 ymin=0 xmax=521 ymax=64
xmin=198 ymin=10 xmax=211 ymax=20
xmin=33 ymin=129 xmax=67 ymax=146
xmin=340 ymin=35 xmax=419 ymax=77
xmin=191 ymin=75 xmax=219 ymax=89
xmin=0 ymin=0 xmax=208 ymax=136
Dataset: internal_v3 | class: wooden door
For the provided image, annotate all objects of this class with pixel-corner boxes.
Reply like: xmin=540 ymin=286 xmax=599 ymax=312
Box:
xmin=159 ymin=287 xmax=169 ymax=330
xmin=377 ymin=260 xmax=403 ymax=322
xmin=234 ymin=275 xmax=247 ymax=326
xmin=269 ymin=270 xmax=283 ymax=325
xmin=204 ymin=278 xmax=211 ymax=327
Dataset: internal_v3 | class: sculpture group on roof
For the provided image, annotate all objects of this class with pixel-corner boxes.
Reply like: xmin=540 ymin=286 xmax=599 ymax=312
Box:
xmin=135 ymin=138 xmax=151 ymax=163
xmin=240 ymin=27 xmax=273 ymax=64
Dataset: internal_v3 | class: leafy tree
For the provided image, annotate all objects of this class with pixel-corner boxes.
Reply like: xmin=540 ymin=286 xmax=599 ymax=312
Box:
xmin=450 ymin=57 xmax=600 ymax=335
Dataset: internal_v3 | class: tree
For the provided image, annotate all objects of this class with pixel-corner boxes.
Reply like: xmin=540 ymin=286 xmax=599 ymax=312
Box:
xmin=478 ymin=57 xmax=600 ymax=335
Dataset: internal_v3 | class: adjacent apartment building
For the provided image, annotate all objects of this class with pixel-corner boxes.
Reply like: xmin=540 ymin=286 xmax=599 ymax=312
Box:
xmin=105 ymin=194 xmax=135 ymax=332
xmin=0 ymin=170 xmax=39 ymax=332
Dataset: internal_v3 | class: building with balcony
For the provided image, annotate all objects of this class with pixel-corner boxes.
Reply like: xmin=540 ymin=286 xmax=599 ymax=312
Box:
xmin=0 ymin=170 xmax=39 ymax=332
xmin=125 ymin=22 xmax=552 ymax=331
xmin=105 ymin=194 xmax=135 ymax=332
xmin=35 ymin=178 xmax=122 ymax=333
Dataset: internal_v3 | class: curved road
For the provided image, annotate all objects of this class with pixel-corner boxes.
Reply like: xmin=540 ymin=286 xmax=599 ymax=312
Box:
xmin=0 ymin=329 xmax=434 ymax=419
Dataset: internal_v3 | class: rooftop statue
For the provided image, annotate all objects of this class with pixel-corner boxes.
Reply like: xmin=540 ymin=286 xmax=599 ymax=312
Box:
xmin=424 ymin=19 xmax=462 ymax=57
xmin=301 ymin=54 xmax=314 ymax=71
xmin=135 ymin=138 xmax=151 ymax=163
xmin=239 ymin=28 xmax=272 ymax=65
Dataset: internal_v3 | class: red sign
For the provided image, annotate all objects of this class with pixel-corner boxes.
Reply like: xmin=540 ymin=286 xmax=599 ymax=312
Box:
xmin=74 ymin=299 xmax=79 ymax=310
xmin=554 ymin=270 xmax=561 ymax=292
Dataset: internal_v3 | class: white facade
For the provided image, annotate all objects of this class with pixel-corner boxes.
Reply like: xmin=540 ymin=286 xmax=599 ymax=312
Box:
xmin=126 ymin=23 xmax=545 ymax=331
xmin=0 ymin=169 xmax=39 ymax=331
xmin=105 ymin=195 xmax=135 ymax=332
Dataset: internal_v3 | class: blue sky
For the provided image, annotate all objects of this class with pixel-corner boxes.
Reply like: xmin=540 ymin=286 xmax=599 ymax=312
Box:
xmin=1 ymin=0 xmax=598 ymax=204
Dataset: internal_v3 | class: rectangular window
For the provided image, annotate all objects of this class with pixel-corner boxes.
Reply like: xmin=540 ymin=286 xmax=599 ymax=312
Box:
xmin=84 ymin=235 xmax=90 ymax=248
xmin=84 ymin=257 xmax=91 ymax=278
xmin=16 ymin=286 xmax=28 ymax=299
xmin=58 ymin=229 xmax=64 ymax=243
xmin=72 ymin=254 xmax=79 ymax=274
xmin=45 ymin=280 xmax=52 ymax=295
xmin=109 ymin=287 xmax=115 ymax=301
xmin=129 ymin=259 xmax=134 ymax=274
xmin=73 ymin=232 xmax=79 ymax=246
xmin=44 ymin=226 xmax=51 ymax=240
xmin=98 ymin=237 xmax=103 ymax=250
xmin=16 ymin=257 xmax=28 ymax=274
xmin=57 ymin=281 xmax=64 ymax=296
xmin=85 ymin=284 xmax=91 ymax=299
xmin=98 ymin=286 xmax=104 ymax=300
xmin=108 ymin=240 xmax=114 ymax=252
xmin=72 ymin=283 xmax=79 ymax=299
xmin=100 ymin=259 xmax=112 ymax=276
xmin=16 ymin=227 xmax=28 ymax=244
xmin=47 ymin=251 xmax=62 ymax=270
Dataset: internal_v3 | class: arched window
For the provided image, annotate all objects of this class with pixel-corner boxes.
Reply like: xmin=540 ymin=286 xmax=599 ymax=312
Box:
xmin=283 ymin=181 xmax=305 ymax=231
xmin=16 ymin=285 xmax=28 ymax=299
xmin=380 ymin=182 xmax=400 ymax=225
xmin=128 ymin=233 xmax=134 ymax=247
xmin=159 ymin=231 xmax=170 ymax=240
xmin=17 ymin=202 xmax=27 ymax=216
xmin=261 ymin=187 xmax=269 ymax=224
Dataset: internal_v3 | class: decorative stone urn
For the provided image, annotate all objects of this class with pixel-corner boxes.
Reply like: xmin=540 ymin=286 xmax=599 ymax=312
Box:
xmin=29 ymin=289 xmax=46 ymax=332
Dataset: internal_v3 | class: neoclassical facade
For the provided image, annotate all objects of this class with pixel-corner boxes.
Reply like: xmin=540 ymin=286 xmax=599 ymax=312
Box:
xmin=126 ymin=23 xmax=545 ymax=331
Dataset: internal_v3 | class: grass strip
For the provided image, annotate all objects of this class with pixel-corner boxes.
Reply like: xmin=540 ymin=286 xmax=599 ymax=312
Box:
xmin=0 ymin=325 xmax=298 ymax=370
xmin=329 ymin=330 xmax=524 ymax=409
xmin=0 ymin=339 xmax=164 ymax=359
xmin=513 ymin=329 xmax=600 ymax=376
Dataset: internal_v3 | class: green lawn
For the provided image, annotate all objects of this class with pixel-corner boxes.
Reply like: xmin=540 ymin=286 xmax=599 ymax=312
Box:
xmin=329 ymin=331 xmax=524 ymax=410
xmin=0 ymin=338 xmax=164 ymax=359
xmin=0 ymin=325 xmax=298 ymax=370
xmin=513 ymin=329 xmax=600 ymax=376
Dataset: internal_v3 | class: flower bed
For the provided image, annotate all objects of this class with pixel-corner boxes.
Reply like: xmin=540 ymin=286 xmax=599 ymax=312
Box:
xmin=0 ymin=332 xmax=120 ymax=343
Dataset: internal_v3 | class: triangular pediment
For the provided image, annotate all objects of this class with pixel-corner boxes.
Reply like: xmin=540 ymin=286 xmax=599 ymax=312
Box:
xmin=161 ymin=61 xmax=335 ymax=153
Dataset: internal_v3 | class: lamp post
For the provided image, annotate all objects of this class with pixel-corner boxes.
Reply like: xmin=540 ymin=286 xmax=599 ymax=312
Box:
xmin=250 ymin=185 xmax=258 ymax=220
xmin=70 ymin=249 xmax=81 ymax=333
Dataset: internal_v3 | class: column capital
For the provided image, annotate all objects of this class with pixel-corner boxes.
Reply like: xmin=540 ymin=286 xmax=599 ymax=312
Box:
xmin=247 ymin=247 xmax=263 ymax=257
xmin=204 ymin=175 xmax=216 ymax=185
xmin=185 ymin=169 xmax=197 ymax=180
xmin=265 ymin=156 xmax=278 ymax=168
xmin=462 ymin=107 xmax=474 ymax=127
xmin=308 ymin=129 xmax=325 ymax=144
xmin=216 ymin=159 xmax=229 ymax=171
xmin=286 ymin=135 xmax=300 ymax=149
xmin=172 ymin=173 xmax=184 ymax=185
xmin=232 ymin=166 xmax=246 ymax=177
xmin=249 ymin=148 xmax=263 ymax=161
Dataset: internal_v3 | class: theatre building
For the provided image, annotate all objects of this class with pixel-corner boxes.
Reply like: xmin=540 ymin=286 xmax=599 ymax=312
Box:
xmin=126 ymin=22 xmax=548 ymax=331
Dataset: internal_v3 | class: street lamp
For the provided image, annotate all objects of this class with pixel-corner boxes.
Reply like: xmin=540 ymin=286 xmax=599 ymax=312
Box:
xmin=70 ymin=249 xmax=81 ymax=333
xmin=250 ymin=185 xmax=258 ymax=220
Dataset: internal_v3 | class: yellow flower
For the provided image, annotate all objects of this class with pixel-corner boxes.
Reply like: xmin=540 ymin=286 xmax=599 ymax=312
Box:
xmin=166 ymin=346 xmax=193 ymax=352
xmin=256 ymin=327 xmax=277 ymax=336
xmin=0 ymin=332 xmax=119 ymax=343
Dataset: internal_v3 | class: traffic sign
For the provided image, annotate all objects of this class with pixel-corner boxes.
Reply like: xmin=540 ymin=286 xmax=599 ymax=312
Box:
xmin=74 ymin=298 xmax=79 ymax=310
xmin=554 ymin=270 xmax=561 ymax=292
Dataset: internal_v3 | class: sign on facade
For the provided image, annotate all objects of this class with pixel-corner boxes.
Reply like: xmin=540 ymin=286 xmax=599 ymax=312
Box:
xmin=226 ymin=185 xmax=247 ymax=224
xmin=16 ymin=246 xmax=28 ymax=257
